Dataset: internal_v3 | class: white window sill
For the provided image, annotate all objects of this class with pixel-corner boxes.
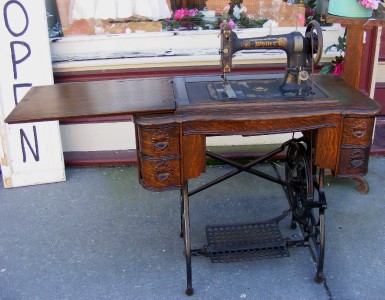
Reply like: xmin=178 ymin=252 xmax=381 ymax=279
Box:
xmin=50 ymin=24 xmax=346 ymax=73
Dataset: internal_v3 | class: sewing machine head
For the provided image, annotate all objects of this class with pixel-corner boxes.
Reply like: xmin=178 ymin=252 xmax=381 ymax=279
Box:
xmin=219 ymin=20 xmax=323 ymax=98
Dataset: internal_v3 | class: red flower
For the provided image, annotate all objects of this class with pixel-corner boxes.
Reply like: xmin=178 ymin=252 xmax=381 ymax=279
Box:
xmin=174 ymin=8 xmax=199 ymax=20
xmin=332 ymin=62 xmax=344 ymax=76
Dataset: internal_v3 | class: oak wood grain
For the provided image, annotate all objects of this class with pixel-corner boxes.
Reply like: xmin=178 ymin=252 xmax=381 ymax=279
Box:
xmin=5 ymin=78 xmax=175 ymax=123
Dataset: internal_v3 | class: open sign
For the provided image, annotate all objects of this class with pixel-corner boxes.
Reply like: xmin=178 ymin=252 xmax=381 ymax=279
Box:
xmin=0 ymin=0 xmax=65 ymax=188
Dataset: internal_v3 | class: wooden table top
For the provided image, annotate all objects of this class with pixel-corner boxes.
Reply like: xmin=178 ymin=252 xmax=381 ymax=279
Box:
xmin=5 ymin=74 xmax=381 ymax=124
xmin=5 ymin=77 xmax=175 ymax=124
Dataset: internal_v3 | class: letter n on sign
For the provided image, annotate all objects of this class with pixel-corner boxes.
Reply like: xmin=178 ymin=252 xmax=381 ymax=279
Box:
xmin=0 ymin=0 xmax=65 ymax=188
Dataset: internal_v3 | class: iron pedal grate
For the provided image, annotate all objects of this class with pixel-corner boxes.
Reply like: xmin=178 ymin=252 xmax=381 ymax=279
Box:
xmin=206 ymin=220 xmax=290 ymax=263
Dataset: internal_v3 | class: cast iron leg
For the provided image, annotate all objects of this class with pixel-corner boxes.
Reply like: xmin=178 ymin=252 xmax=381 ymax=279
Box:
xmin=180 ymin=189 xmax=184 ymax=238
xmin=315 ymin=168 xmax=326 ymax=283
xmin=182 ymin=181 xmax=194 ymax=296
xmin=315 ymin=209 xmax=325 ymax=283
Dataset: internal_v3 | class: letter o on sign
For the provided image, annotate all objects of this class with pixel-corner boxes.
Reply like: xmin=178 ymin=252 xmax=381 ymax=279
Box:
xmin=4 ymin=0 xmax=29 ymax=37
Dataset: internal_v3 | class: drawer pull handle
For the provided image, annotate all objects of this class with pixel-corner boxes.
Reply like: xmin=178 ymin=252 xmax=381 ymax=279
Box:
xmin=157 ymin=172 xmax=170 ymax=181
xmin=154 ymin=141 xmax=169 ymax=150
xmin=154 ymin=161 xmax=172 ymax=181
xmin=353 ymin=130 xmax=365 ymax=138
xmin=350 ymin=120 xmax=369 ymax=139
xmin=349 ymin=150 xmax=365 ymax=169
xmin=152 ymin=130 xmax=170 ymax=151
xmin=351 ymin=159 xmax=363 ymax=168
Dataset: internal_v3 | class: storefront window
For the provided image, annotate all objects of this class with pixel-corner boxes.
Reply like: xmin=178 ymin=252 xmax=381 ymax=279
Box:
xmin=47 ymin=0 xmax=316 ymax=38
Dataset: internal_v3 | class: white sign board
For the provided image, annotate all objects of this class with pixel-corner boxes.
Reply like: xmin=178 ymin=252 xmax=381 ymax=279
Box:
xmin=0 ymin=0 xmax=65 ymax=188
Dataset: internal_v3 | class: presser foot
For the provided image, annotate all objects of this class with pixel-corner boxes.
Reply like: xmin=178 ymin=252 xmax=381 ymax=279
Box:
xmin=222 ymin=82 xmax=237 ymax=99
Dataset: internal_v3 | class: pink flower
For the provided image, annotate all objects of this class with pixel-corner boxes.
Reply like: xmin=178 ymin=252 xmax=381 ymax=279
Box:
xmin=358 ymin=0 xmax=379 ymax=10
xmin=227 ymin=19 xmax=235 ymax=29
xmin=174 ymin=9 xmax=189 ymax=20
xmin=174 ymin=8 xmax=199 ymax=20
xmin=220 ymin=19 xmax=235 ymax=29
xmin=188 ymin=8 xmax=198 ymax=17
xmin=332 ymin=62 xmax=344 ymax=76
xmin=297 ymin=13 xmax=305 ymax=26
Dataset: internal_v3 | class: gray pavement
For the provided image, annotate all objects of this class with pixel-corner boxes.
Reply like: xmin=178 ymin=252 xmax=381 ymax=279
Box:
xmin=1 ymin=156 xmax=385 ymax=300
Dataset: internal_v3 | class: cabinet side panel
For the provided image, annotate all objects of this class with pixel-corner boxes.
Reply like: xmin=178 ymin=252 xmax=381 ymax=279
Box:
xmin=182 ymin=134 xmax=206 ymax=181
xmin=315 ymin=126 xmax=341 ymax=171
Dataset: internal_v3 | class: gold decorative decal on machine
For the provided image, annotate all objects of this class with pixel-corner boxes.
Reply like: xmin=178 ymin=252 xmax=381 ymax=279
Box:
xmin=154 ymin=161 xmax=172 ymax=181
xmin=223 ymin=64 xmax=231 ymax=72
xmin=223 ymin=29 xmax=232 ymax=39
xmin=244 ymin=37 xmax=288 ymax=49
xmin=349 ymin=150 xmax=365 ymax=168
xmin=351 ymin=120 xmax=369 ymax=139
xmin=242 ymin=40 xmax=251 ymax=48
xmin=152 ymin=130 xmax=170 ymax=151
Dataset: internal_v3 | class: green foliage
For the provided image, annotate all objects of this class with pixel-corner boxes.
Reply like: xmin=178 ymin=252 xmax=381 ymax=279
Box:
xmin=324 ymin=31 xmax=346 ymax=54
xmin=320 ymin=29 xmax=346 ymax=74
xmin=162 ymin=12 xmax=206 ymax=30
xmin=237 ymin=15 xmax=266 ymax=28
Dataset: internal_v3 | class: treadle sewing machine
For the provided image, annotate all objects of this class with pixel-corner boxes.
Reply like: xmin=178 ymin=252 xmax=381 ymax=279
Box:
xmin=5 ymin=21 xmax=381 ymax=296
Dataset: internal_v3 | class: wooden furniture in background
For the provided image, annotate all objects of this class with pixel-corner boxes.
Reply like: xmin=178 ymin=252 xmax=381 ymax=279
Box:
xmin=326 ymin=15 xmax=385 ymax=90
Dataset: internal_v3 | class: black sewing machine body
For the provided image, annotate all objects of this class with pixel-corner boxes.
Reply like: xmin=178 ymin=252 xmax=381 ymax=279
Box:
xmin=218 ymin=21 xmax=322 ymax=98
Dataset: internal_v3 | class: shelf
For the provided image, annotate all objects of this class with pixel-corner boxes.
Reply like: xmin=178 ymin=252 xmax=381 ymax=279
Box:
xmin=326 ymin=14 xmax=385 ymax=28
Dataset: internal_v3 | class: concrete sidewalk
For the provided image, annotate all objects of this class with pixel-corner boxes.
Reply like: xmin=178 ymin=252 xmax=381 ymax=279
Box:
xmin=1 ymin=157 xmax=385 ymax=299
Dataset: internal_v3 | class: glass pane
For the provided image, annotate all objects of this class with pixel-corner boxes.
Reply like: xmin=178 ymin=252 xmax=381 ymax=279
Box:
xmin=47 ymin=0 xmax=317 ymax=37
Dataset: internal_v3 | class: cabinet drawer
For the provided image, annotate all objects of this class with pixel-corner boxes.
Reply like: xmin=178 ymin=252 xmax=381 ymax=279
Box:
xmin=341 ymin=118 xmax=374 ymax=145
xmin=139 ymin=155 xmax=181 ymax=190
xmin=338 ymin=145 xmax=370 ymax=176
xmin=138 ymin=125 xmax=180 ymax=156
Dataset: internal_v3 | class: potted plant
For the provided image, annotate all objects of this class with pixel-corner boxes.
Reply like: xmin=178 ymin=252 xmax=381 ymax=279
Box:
xmin=328 ymin=0 xmax=383 ymax=18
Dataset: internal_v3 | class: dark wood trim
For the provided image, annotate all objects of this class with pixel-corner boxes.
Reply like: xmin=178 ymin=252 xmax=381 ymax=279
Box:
xmin=63 ymin=148 xmax=288 ymax=167
xmin=53 ymin=64 xmax=286 ymax=83
xmin=359 ymin=28 xmax=378 ymax=95
xmin=64 ymin=146 xmax=381 ymax=167
xmin=60 ymin=115 xmax=133 ymax=124
xmin=64 ymin=150 xmax=138 ymax=166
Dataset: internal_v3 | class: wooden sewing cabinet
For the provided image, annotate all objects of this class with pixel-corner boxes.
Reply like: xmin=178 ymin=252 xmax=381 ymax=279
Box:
xmin=6 ymin=73 xmax=381 ymax=295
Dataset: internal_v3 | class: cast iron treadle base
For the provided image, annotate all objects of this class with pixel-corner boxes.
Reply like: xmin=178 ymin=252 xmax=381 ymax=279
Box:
xmin=206 ymin=218 xmax=289 ymax=263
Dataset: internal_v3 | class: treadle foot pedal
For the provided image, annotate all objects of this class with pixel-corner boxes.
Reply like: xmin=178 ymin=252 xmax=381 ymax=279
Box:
xmin=206 ymin=217 xmax=290 ymax=263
